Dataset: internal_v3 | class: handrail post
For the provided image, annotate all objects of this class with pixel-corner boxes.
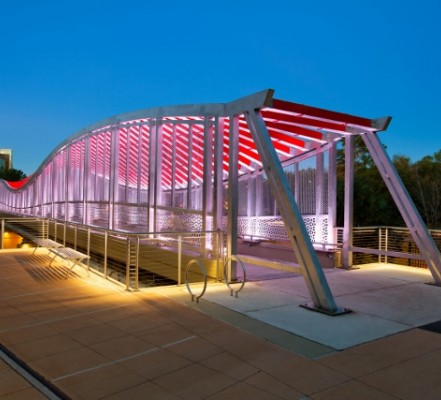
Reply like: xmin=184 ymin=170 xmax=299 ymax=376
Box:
xmin=0 ymin=219 xmax=4 ymax=250
xmin=134 ymin=236 xmax=140 ymax=291
xmin=87 ymin=228 xmax=91 ymax=270
xmin=125 ymin=237 xmax=131 ymax=290
xmin=103 ymin=230 xmax=108 ymax=278
xmin=217 ymin=230 xmax=224 ymax=281
xmin=378 ymin=227 xmax=382 ymax=263
xmin=178 ymin=234 xmax=182 ymax=285
xmin=385 ymin=227 xmax=389 ymax=264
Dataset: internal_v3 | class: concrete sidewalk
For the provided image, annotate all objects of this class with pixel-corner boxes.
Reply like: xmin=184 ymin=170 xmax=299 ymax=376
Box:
xmin=1 ymin=249 xmax=441 ymax=399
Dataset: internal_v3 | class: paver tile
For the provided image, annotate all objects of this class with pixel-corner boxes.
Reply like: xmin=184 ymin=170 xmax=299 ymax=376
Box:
xmin=91 ymin=334 xmax=155 ymax=360
xmin=9 ymin=333 xmax=82 ymax=361
xmin=153 ymin=363 xmax=236 ymax=400
xmin=200 ymin=352 xmax=259 ymax=380
xmin=29 ymin=346 xmax=109 ymax=379
xmin=206 ymin=381 xmax=281 ymax=400
xmin=0 ymin=368 xmax=32 ymax=396
xmin=103 ymin=381 xmax=181 ymax=400
xmin=318 ymin=329 xmax=441 ymax=377
xmin=0 ymin=314 xmax=37 ymax=332
xmin=47 ymin=313 xmax=103 ymax=333
xmin=359 ymin=348 xmax=441 ymax=400
xmin=108 ymin=313 xmax=169 ymax=333
xmin=166 ymin=336 xmax=222 ymax=362
xmin=245 ymin=371 xmax=305 ymax=400
xmin=134 ymin=322 xmax=195 ymax=347
xmin=0 ymin=324 xmax=58 ymax=346
xmin=249 ymin=346 xmax=350 ymax=395
xmin=67 ymin=322 xmax=126 ymax=346
xmin=310 ymin=379 xmax=396 ymax=399
xmin=119 ymin=348 xmax=192 ymax=380
xmin=0 ymin=386 xmax=48 ymax=399
xmin=55 ymin=363 xmax=145 ymax=399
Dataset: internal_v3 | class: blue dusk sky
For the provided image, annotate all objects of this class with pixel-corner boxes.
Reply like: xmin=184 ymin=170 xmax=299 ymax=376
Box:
xmin=1 ymin=0 xmax=440 ymax=175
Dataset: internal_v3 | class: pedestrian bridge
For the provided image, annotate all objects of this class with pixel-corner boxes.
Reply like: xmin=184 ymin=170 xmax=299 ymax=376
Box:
xmin=1 ymin=89 xmax=440 ymax=315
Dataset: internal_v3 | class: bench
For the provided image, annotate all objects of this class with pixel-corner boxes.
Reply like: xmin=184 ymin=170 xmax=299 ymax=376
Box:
xmin=48 ymin=247 xmax=91 ymax=278
xmin=32 ymin=238 xmax=63 ymax=255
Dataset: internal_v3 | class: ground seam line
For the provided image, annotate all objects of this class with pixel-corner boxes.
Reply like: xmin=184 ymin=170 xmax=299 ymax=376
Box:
xmin=51 ymin=335 xmax=197 ymax=382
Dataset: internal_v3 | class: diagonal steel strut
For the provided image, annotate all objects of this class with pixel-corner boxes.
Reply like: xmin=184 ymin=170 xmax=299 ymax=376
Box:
xmin=245 ymin=110 xmax=347 ymax=314
xmin=361 ymin=132 xmax=441 ymax=284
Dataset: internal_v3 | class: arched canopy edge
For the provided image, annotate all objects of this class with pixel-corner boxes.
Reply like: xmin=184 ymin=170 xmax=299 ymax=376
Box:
xmin=6 ymin=89 xmax=392 ymax=191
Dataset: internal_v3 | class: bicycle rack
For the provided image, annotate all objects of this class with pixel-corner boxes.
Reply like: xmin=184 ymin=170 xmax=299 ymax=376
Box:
xmin=185 ymin=259 xmax=208 ymax=303
xmin=223 ymin=255 xmax=246 ymax=298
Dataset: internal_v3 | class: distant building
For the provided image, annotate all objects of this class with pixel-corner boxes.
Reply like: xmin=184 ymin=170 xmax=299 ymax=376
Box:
xmin=0 ymin=149 xmax=12 ymax=170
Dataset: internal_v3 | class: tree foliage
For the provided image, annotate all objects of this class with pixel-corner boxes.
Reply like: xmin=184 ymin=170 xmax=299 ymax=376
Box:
xmin=0 ymin=167 xmax=27 ymax=182
xmin=337 ymin=138 xmax=441 ymax=229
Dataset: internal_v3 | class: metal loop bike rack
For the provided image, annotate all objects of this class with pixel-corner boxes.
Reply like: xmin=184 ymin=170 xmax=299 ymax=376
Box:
xmin=223 ymin=256 xmax=246 ymax=298
xmin=185 ymin=259 xmax=208 ymax=303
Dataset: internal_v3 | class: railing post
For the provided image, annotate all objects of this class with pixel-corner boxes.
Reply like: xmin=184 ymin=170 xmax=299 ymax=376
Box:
xmin=87 ymin=228 xmax=91 ymax=269
xmin=103 ymin=230 xmax=108 ymax=278
xmin=217 ymin=230 xmax=224 ymax=282
xmin=378 ymin=227 xmax=382 ymax=263
xmin=0 ymin=219 xmax=4 ymax=250
xmin=135 ymin=236 xmax=139 ymax=291
xmin=125 ymin=237 xmax=131 ymax=290
xmin=178 ymin=234 xmax=182 ymax=286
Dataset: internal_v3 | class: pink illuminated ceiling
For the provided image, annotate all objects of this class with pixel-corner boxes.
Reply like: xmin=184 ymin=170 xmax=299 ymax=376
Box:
xmin=5 ymin=94 xmax=389 ymax=191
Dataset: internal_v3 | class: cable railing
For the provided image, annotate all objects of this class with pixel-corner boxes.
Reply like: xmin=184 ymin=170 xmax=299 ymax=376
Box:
xmin=5 ymin=216 xmax=439 ymax=303
xmin=337 ymin=226 xmax=441 ymax=268
xmin=0 ymin=216 xmax=225 ymax=292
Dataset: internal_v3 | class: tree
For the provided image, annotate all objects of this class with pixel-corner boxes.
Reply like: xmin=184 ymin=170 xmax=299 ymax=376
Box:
xmin=0 ymin=167 xmax=27 ymax=182
xmin=412 ymin=151 xmax=441 ymax=228
xmin=336 ymin=137 xmax=402 ymax=227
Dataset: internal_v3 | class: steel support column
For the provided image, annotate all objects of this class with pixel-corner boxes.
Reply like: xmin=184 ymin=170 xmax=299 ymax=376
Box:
xmin=147 ymin=121 xmax=158 ymax=232
xmin=342 ymin=135 xmax=354 ymax=269
xmin=226 ymin=115 xmax=240 ymax=281
xmin=213 ymin=117 xmax=225 ymax=234
xmin=108 ymin=127 xmax=119 ymax=230
xmin=202 ymin=118 xmax=213 ymax=232
xmin=316 ymin=152 xmax=324 ymax=244
xmin=245 ymin=110 xmax=346 ymax=314
xmin=213 ymin=117 xmax=225 ymax=279
xmin=328 ymin=142 xmax=337 ymax=246
xmin=187 ymin=125 xmax=193 ymax=209
xmin=83 ymin=137 xmax=90 ymax=225
xmin=361 ymin=132 xmax=441 ymax=284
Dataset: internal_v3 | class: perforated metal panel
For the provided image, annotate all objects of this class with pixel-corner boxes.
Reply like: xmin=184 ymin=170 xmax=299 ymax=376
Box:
xmin=157 ymin=209 xmax=204 ymax=233
xmin=234 ymin=152 xmax=331 ymax=244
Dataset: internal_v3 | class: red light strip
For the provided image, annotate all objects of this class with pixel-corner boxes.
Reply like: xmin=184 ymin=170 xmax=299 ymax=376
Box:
xmin=272 ymin=98 xmax=374 ymax=129
xmin=261 ymin=109 xmax=345 ymax=133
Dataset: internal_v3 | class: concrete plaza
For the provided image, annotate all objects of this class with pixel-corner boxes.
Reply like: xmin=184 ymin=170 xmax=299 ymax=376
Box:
xmin=1 ymin=248 xmax=441 ymax=399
